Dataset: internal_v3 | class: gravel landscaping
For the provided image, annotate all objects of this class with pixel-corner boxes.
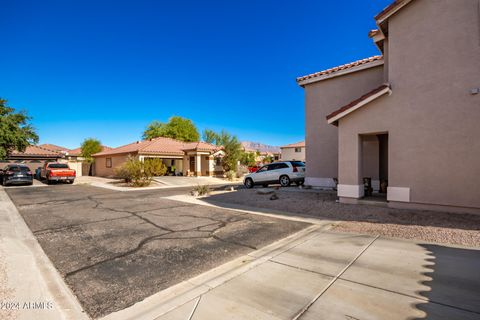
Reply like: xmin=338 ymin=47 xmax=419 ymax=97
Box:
xmin=204 ymin=188 xmax=480 ymax=247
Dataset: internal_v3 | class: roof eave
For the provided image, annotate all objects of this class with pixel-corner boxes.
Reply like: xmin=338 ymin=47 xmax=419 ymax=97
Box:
xmin=375 ymin=0 xmax=414 ymax=25
xmin=297 ymin=59 xmax=384 ymax=87
xmin=327 ymin=86 xmax=392 ymax=126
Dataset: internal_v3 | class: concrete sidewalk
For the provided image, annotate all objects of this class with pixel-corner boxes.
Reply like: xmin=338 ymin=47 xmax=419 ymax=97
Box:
xmin=103 ymin=228 xmax=480 ymax=320
xmin=0 ymin=188 xmax=88 ymax=320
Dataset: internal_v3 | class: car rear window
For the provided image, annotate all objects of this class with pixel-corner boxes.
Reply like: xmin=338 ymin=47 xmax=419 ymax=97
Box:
xmin=6 ymin=166 xmax=29 ymax=172
xmin=48 ymin=163 xmax=69 ymax=169
xmin=290 ymin=161 xmax=305 ymax=167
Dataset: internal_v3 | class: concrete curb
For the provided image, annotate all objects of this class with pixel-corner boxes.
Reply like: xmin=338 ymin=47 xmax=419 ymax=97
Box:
xmin=99 ymin=223 xmax=332 ymax=320
xmin=89 ymin=181 xmax=240 ymax=192
xmin=0 ymin=188 xmax=89 ymax=320
xmin=163 ymin=194 xmax=338 ymax=225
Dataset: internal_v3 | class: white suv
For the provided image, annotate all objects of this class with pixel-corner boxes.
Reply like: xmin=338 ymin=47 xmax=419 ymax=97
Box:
xmin=243 ymin=161 xmax=305 ymax=188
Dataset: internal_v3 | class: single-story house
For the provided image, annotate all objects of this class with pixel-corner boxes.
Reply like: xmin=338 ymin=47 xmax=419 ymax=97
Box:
xmin=297 ymin=0 xmax=480 ymax=213
xmin=66 ymin=145 xmax=112 ymax=176
xmin=280 ymin=141 xmax=305 ymax=162
xmin=92 ymin=137 xmax=225 ymax=177
xmin=0 ymin=145 xmax=64 ymax=171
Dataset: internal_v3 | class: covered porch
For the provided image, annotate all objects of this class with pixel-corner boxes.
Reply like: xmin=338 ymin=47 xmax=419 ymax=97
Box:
xmin=182 ymin=150 xmax=224 ymax=177
xmin=138 ymin=154 xmax=184 ymax=176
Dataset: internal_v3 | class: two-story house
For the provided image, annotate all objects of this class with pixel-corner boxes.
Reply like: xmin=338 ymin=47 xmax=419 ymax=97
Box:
xmin=297 ymin=0 xmax=480 ymax=213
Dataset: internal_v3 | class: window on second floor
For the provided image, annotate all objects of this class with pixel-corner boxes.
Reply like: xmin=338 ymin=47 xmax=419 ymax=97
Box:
xmin=295 ymin=147 xmax=302 ymax=153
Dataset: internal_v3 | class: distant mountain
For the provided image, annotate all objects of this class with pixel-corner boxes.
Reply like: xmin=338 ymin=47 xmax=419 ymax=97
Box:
xmin=241 ymin=141 xmax=280 ymax=153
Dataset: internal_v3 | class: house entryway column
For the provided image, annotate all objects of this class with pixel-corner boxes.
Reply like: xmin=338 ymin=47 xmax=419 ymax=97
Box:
xmin=195 ymin=154 xmax=201 ymax=176
xmin=337 ymin=134 xmax=364 ymax=203
xmin=207 ymin=156 xmax=214 ymax=176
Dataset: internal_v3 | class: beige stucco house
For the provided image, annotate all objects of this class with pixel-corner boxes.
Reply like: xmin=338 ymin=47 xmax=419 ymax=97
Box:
xmin=297 ymin=0 xmax=480 ymax=213
xmin=92 ymin=137 xmax=224 ymax=177
xmin=280 ymin=141 xmax=305 ymax=162
xmin=66 ymin=145 xmax=112 ymax=176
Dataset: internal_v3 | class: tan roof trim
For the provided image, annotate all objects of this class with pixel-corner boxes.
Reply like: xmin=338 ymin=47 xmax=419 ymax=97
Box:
xmin=327 ymin=85 xmax=391 ymax=125
xmin=375 ymin=0 xmax=414 ymax=24
xmin=297 ymin=56 xmax=384 ymax=87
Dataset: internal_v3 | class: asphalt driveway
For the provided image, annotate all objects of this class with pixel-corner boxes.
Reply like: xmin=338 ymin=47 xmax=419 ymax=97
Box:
xmin=5 ymin=185 xmax=308 ymax=318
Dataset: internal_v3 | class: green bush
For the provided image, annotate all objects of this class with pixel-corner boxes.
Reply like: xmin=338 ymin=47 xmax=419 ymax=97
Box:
xmin=239 ymin=151 xmax=256 ymax=167
xmin=144 ymin=158 xmax=167 ymax=177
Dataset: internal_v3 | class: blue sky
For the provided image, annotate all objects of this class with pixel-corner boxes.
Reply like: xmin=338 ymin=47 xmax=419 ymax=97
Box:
xmin=1 ymin=0 xmax=391 ymax=149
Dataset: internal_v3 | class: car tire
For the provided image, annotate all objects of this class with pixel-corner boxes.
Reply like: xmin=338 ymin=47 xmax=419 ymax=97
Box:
xmin=295 ymin=180 xmax=305 ymax=186
xmin=244 ymin=178 xmax=254 ymax=189
xmin=279 ymin=175 xmax=290 ymax=187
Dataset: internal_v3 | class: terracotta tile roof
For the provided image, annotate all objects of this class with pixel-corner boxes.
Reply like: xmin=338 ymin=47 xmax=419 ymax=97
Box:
xmin=181 ymin=141 xmax=221 ymax=152
xmin=280 ymin=141 xmax=305 ymax=149
xmin=326 ymin=84 xmax=391 ymax=124
xmin=68 ymin=146 xmax=112 ymax=157
xmin=9 ymin=145 xmax=63 ymax=158
xmin=296 ymin=56 xmax=383 ymax=83
xmin=141 ymin=138 xmax=188 ymax=155
xmin=92 ymin=137 xmax=221 ymax=157
xmin=39 ymin=143 xmax=69 ymax=153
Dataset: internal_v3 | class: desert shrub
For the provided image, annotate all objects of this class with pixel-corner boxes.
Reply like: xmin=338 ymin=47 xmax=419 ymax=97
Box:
xmin=144 ymin=158 xmax=167 ymax=177
xmin=225 ymin=170 xmax=235 ymax=181
xmin=114 ymin=165 xmax=132 ymax=183
xmin=115 ymin=156 xmax=163 ymax=187
xmin=192 ymin=184 xmax=211 ymax=196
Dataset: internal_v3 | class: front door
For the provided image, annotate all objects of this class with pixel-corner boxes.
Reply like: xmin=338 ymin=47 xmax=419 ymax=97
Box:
xmin=189 ymin=156 xmax=195 ymax=173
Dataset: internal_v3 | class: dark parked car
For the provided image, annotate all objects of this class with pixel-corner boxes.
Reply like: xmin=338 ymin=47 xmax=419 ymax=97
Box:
xmin=0 ymin=164 xmax=34 ymax=186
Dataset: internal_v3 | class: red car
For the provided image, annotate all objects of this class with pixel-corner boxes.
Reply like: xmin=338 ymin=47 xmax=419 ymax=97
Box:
xmin=40 ymin=162 xmax=76 ymax=184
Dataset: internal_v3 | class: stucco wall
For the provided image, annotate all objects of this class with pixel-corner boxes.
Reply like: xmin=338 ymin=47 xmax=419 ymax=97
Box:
xmin=338 ymin=0 xmax=480 ymax=209
xmin=280 ymin=147 xmax=305 ymax=161
xmin=94 ymin=154 xmax=133 ymax=177
xmin=303 ymin=65 xmax=384 ymax=187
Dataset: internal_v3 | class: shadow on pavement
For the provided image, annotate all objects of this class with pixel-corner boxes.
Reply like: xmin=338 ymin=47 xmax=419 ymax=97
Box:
xmin=411 ymin=244 xmax=480 ymax=319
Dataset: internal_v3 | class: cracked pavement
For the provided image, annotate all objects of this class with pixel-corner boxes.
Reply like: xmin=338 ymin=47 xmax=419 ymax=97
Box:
xmin=6 ymin=184 xmax=309 ymax=318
